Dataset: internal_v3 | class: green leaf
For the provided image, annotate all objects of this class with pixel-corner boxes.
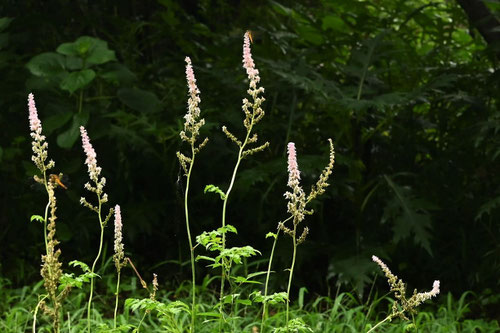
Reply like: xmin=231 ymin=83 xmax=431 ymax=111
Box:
xmin=68 ymin=260 xmax=91 ymax=273
xmin=197 ymin=311 xmax=221 ymax=318
xmin=475 ymin=196 xmax=500 ymax=221
xmin=117 ymin=87 xmax=161 ymax=113
xmin=298 ymin=287 xmax=308 ymax=309
xmin=59 ymin=69 xmax=96 ymax=93
xmin=56 ymin=112 xmax=89 ymax=149
xmin=236 ymin=299 xmax=252 ymax=306
xmin=100 ymin=63 xmax=137 ymax=85
xmin=383 ymin=175 xmax=435 ymax=256
xmin=266 ymin=232 xmax=277 ymax=239
xmin=57 ymin=36 xmax=116 ymax=65
xmin=204 ymin=184 xmax=227 ymax=200
xmin=321 ymin=15 xmax=348 ymax=32
xmin=44 ymin=111 xmax=74 ymax=134
xmin=0 ymin=17 xmax=14 ymax=32
xmin=26 ymin=52 xmax=66 ymax=77
xmin=195 ymin=255 xmax=216 ymax=263
xmin=30 ymin=215 xmax=44 ymax=223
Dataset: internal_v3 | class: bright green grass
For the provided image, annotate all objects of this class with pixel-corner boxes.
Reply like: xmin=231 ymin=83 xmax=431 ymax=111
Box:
xmin=0 ymin=276 xmax=498 ymax=332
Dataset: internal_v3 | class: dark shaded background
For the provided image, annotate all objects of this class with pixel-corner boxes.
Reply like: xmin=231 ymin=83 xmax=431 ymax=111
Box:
xmin=0 ymin=0 xmax=499 ymax=318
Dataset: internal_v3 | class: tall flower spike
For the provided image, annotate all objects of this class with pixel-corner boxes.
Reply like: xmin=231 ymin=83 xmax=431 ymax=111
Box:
xmin=243 ymin=31 xmax=259 ymax=83
xmin=80 ymin=126 xmax=100 ymax=182
xmin=284 ymin=142 xmax=306 ymax=226
xmin=372 ymin=254 xmax=440 ymax=323
xmin=28 ymin=93 xmax=42 ymax=134
xmin=179 ymin=56 xmax=208 ymax=151
xmin=28 ymin=93 xmax=54 ymax=172
xmin=113 ymin=205 xmax=125 ymax=271
xmin=287 ymin=142 xmax=301 ymax=185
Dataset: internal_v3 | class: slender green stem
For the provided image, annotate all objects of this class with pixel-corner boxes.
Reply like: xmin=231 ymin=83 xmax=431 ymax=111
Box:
xmin=219 ymin=121 xmax=254 ymax=331
xmin=42 ymin=171 xmax=49 ymax=255
xmin=137 ymin=311 xmax=148 ymax=332
xmin=113 ymin=270 xmax=121 ymax=329
xmin=260 ymin=228 xmax=280 ymax=333
xmin=184 ymin=147 xmax=197 ymax=333
xmin=285 ymin=225 xmax=298 ymax=331
xmin=33 ymin=294 xmax=49 ymax=333
xmin=366 ymin=314 xmax=393 ymax=333
xmin=87 ymin=196 xmax=104 ymax=333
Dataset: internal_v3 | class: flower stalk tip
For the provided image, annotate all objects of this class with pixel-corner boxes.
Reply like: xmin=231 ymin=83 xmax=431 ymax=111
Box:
xmin=28 ymin=93 xmax=42 ymax=134
xmin=113 ymin=204 xmax=125 ymax=271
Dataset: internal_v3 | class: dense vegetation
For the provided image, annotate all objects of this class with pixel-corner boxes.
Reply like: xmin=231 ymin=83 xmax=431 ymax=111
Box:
xmin=0 ymin=0 xmax=499 ymax=331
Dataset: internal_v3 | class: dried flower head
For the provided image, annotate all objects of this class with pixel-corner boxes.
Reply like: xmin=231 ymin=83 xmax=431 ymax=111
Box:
xmin=113 ymin=204 xmax=126 ymax=271
xmin=308 ymin=139 xmax=335 ymax=202
xmin=150 ymin=273 xmax=159 ymax=301
xmin=372 ymin=255 xmax=440 ymax=321
xmin=28 ymin=93 xmax=54 ymax=173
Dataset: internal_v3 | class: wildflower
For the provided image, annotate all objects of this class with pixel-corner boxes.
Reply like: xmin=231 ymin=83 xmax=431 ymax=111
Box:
xmin=28 ymin=93 xmax=42 ymax=134
xmin=239 ymin=31 xmax=266 ymax=132
xmin=150 ymin=273 xmax=159 ymax=301
xmin=179 ymin=57 xmax=208 ymax=151
xmin=287 ymin=142 xmax=301 ymax=185
xmin=79 ymin=126 xmax=109 ymax=213
xmin=308 ymin=139 xmax=335 ymax=202
xmin=243 ymin=31 xmax=259 ymax=83
xmin=113 ymin=205 xmax=125 ymax=272
xmin=283 ymin=143 xmax=306 ymax=226
xmin=28 ymin=93 xmax=54 ymax=172
xmin=372 ymin=255 xmax=440 ymax=322
xmin=79 ymin=126 xmax=101 ymax=183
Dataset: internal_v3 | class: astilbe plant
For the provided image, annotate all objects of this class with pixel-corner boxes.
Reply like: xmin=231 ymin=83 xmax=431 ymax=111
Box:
xmin=176 ymin=56 xmax=209 ymax=333
xmin=258 ymin=140 xmax=334 ymax=332
xmin=113 ymin=205 xmax=127 ymax=329
xmin=28 ymin=93 xmax=70 ymax=333
xmin=214 ymin=30 xmax=269 ymax=329
xmin=79 ymin=126 xmax=114 ymax=333
xmin=368 ymin=255 xmax=440 ymax=332
xmin=279 ymin=140 xmax=335 ymax=331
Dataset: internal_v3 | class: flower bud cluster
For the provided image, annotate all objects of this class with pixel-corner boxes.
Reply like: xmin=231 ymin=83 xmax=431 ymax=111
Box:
xmin=177 ymin=57 xmax=208 ymax=175
xmin=28 ymin=93 xmax=55 ymax=173
xmin=79 ymin=126 xmax=112 ymax=222
xmin=280 ymin=140 xmax=335 ymax=245
xmin=372 ymin=255 xmax=440 ymax=320
xmin=113 ymin=205 xmax=126 ymax=272
xmin=180 ymin=57 xmax=208 ymax=149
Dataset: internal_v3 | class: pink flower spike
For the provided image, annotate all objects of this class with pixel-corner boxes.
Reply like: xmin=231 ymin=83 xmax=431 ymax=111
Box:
xmin=28 ymin=93 xmax=42 ymax=134
xmin=185 ymin=56 xmax=199 ymax=97
xmin=287 ymin=142 xmax=300 ymax=183
xmin=114 ymin=204 xmax=122 ymax=234
xmin=242 ymin=31 xmax=259 ymax=80
xmin=431 ymin=280 xmax=440 ymax=296
xmin=80 ymin=126 xmax=97 ymax=168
